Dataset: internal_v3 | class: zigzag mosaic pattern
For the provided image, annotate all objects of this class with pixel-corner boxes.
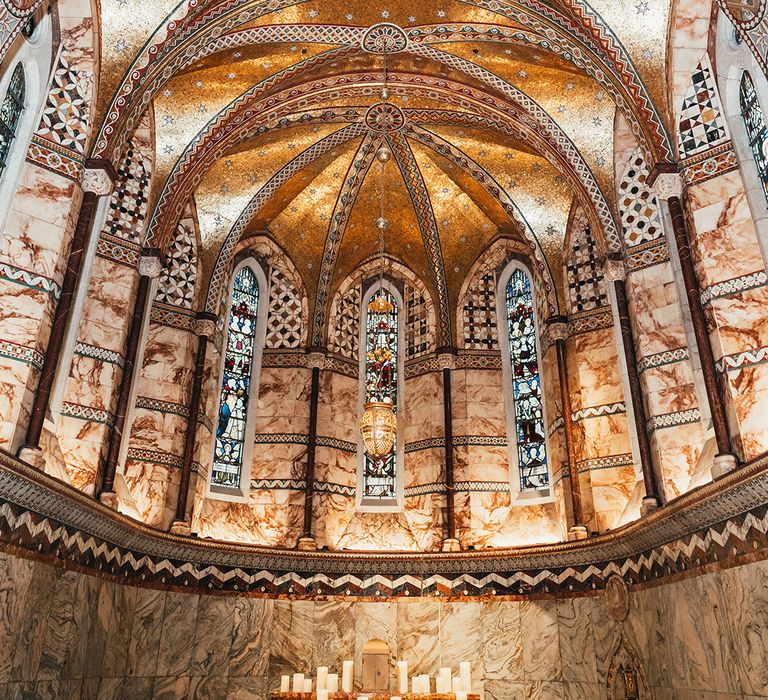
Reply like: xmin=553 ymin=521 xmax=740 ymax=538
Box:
xmin=1 ymin=451 xmax=767 ymax=596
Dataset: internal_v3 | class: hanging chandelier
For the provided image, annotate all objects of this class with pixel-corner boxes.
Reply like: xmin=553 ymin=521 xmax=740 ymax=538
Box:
xmin=359 ymin=45 xmax=397 ymax=465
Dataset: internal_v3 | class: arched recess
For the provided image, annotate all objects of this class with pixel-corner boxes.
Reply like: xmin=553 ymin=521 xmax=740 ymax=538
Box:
xmin=715 ymin=10 xmax=768 ymax=267
xmin=0 ymin=9 xmax=53 ymax=230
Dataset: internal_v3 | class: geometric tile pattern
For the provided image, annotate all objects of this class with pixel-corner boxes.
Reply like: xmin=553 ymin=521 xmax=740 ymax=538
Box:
xmin=463 ymin=273 xmax=499 ymax=350
xmin=73 ymin=342 xmax=124 ymax=367
xmin=647 ymin=408 xmax=702 ymax=432
xmin=716 ymin=343 xmax=768 ymax=373
xmin=156 ymin=222 xmax=196 ymax=309
xmin=568 ymin=308 xmax=614 ymax=337
xmin=0 ymin=339 xmax=45 ymax=370
xmin=571 ymin=402 xmax=626 ymax=423
xmin=638 ymin=347 xmax=690 ymax=373
xmin=624 ymin=239 xmax=670 ymax=272
xmin=35 ymin=52 xmax=90 ymax=155
xmin=618 ymin=147 xmax=663 ymax=248
xmin=60 ymin=402 xmax=114 ymax=427
xmin=329 ymin=284 xmax=361 ymax=359
xmin=405 ymin=283 xmax=429 ymax=358
xmin=567 ymin=216 xmax=608 ymax=312
xmin=0 ymin=261 xmax=61 ymax=299
xmin=700 ymin=270 xmax=768 ymax=307
xmin=575 ymin=453 xmax=635 ymax=472
xmin=2 ymin=449 xmax=768 ymax=597
xmin=265 ymin=267 xmax=302 ymax=349
xmin=101 ymin=139 xmax=150 ymax=244
xmin=680 ymin=141 xmax=739 ymax=186
xmin=678 ymin=54 xmax=730 ymax=159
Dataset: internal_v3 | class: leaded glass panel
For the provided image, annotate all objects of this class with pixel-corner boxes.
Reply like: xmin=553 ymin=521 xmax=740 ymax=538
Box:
xmin=740 ymin=71 xmax=768 ymax=204
xmin=363 ymin=288 xmax=398 ymax=500
xmin=505 ymin=268 xmax=549 ymax=490
xmin=0 ymin=64 xmax=25 ymax=178
xmin=212 ymin=266 xmax=259 ymax=489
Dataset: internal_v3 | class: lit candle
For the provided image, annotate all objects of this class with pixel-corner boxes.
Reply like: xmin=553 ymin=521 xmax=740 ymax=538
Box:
xmin=327 ymin=673 xmax=339 ymax=693
xmin=421 ymin=675 xmax=431 ymax=693
xmin=412 ymin=677 xmax=419 ymax=694
xmin=456 ymin=692 xmax=468 ymax=700
xmin=303 ymin=678 xmax=312 ymax=693
xmin=318 ymin=691 xmax=329 ymax=700
xmin=358 ymin=696 xmax=369 ymax=700
xmin=452 ymin=676 xmax=462 ymax=693
xmin=459 ymin=661 xmax=472 ymax=691
xmin=280 ymin=675 xmax=290 ymax=693
xmin=317 ymin=667 xmax=328 ymax=691
xmin=342 ymin=660 xmax=354 ymax=692
xmin=292 ymin=673 xmax=304 ymax=693
xmin=397 ymin=660 xmax=408 ymax=693
xmin=392 ymin=697 xmax=402 ymax=700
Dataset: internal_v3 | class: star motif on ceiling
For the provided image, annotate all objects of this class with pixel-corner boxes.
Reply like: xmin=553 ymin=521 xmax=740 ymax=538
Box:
xmin=347 ymin=13 xmax=354 ymax=20
xmin=518 ymin=70 xmax=528 ymax=79
xmin=162 ymin=89 xmax=172 ymax=97
xmin=195 ymin=81 xmax=204 ymax=88
xmin=557 ymin=104 xmax=567 ymax=113
xmin=381 ymin=10 xmax=390 ymax=18
xmin=163 ymin=144 xmax=174 ymax=155
xmin=635 ymin=1 xmax=649 ymax=14
xmin=546 ymin=224 xmax=556 ymax=235
xmin=163 ymin=114 xmax=175 ymax=126
xmin=592 ymin=117 xmax=602 ymax=127
xmin=642 ymin=48 xmax=654 ymax=59
xmin=227 ymin=72 xmax=237 ymax=79
xmin=566 ymin=83 xmax=575 ymax=91
xmin=308 ymin=9 xmax=318 ymax=18
xmin=509 ymin=179 xmax=517 ymax=188
xmin=114 ymin=38 xmax=127 ymax=53
xmin=197 ymin=104 xmax=206 ymax=113
xmin=535 ymin=196 xmax=546 ymax=205
xmin=437 ymin=9 xmax=446 ymax=17
xmin=408 ymin=15 xmax=416 ymax=22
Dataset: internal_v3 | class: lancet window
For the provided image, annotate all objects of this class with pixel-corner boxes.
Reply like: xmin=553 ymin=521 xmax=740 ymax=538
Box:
xmin=212 ymin=264 xmax=262 ymax=491
xmin=359 ymin=284 xmax=402 ymax=506
xmin=502 ymin=265 xmax=550 ymax=491
xmin=0 ymin=64 xmax=25 ymax=178
xmin=740 ymin=71 xmax=768 ymax=205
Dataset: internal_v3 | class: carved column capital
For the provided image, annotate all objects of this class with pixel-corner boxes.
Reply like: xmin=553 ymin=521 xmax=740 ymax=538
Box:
xmin=193 ymin=312 xmax=217 ymax=340
xmin=652 ymin=173 xmax=684 ymax=201
xmin=138 ymin=254 xmax=163 ymax=279
xmin=602 ymin=257 xmax=626 ymax=283
xmin=307 ymin=351 xmax=326 ymax=370
xmin=437 ymin=352 xmax=456 ymax=371
xmin=81 ymin=159 xmax=117 ymax=196
xmin=547 ymin=321 xmax=568 ymax=342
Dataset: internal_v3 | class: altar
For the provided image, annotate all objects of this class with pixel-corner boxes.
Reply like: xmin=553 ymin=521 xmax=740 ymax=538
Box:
xmin=270 ymin=695 xmax=481 ymax=699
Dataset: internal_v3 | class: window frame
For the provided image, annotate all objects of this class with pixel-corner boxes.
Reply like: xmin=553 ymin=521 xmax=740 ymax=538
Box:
xmin=355 ymin=277 xmax=406 ymax=513
xmin=739 ymin=69 xmax=768 ymax=206
xmin=495 ymin=259 xmax=554 ymax=506
xmin=206 ymin=258 xmax=270 ymax=503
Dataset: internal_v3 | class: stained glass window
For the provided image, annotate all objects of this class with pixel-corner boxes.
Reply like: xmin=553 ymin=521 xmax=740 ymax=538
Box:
xmin=0 ymin=64 xmax=25 ymax=178
xmin=740 ymin=71 xmax=768 ymax=205
xmin=505 ymin=268 xmax=549 ymax=490
xmin=363 ymin=287 xmax=399 ymax=500
xmin=212 ymin=265 xmax=260 ymax=489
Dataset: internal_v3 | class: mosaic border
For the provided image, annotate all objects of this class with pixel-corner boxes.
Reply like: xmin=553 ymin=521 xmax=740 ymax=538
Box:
xmin=625 ymin=239 xmax=670 ymax=272
xmin=60 ymin=402 xmax=114 ymax=427
xmin=26 ymin=135 xmax=83 ymax=181
xmin=717 ymin=344 xmax=768 ymax=373
xmin=681 ymin=141 xmax=739 ymax=186
xmin=0 ymin=339 xmax=44 ymax=370
xmin=135 ymin=396 xmax=189 ymax=418
xmin=74 ymin=342 xmax=124 ymax=368
xmin=95 ymin=233 xmax=142 ymax=269
xmin=2 ymin=450 xmax=768 ymax=597
xmin=572 ymin=402 xmax=626 ymax=423
xmin=125 ymin=448 xmax=183 ymax=469
xmin=638 ymin=347 xmax=689 ymax=373
xmin=648 ymin=408 xmax=702 ymax=432
xmin=150 ymin=302 xmax=196 ymax=331
xmin=700 ymin=270 xmax=768 ymax=307
xmin=0 ymin=262 xmax=61 ymax=299
xmin=576 ymin=453 xmax=635 ymax=473
xmin=568 ymin=308 xmax=613 ymax=337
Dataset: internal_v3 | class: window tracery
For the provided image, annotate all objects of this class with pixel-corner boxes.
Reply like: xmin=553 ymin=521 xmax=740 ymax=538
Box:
xmin=740 ymin=70 xmax=768 ymax=204
xmin=212 ymin=265 xmax=260 ymax=490
xmin=0 ymin=64 xmax=25 ymax=178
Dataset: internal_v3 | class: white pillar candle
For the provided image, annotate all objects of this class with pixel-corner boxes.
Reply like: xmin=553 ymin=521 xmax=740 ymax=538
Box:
xmin=459 ymin=661 xmax=472 ymax=691
xmin=452 ymin=676 xmax=462 ymax=693
xmin=456 ymin=692 xmax=468 ymax=700
xmin=317 ymin=691 xmax=329 ymax=700
xmin=358 ymin=696 xmax=369 ymax=700
xmin=280 ymin=675 xmax=290 ymax=692
xmin=342 ymin=660 xmax=354 ymax=692
xmin=317 ymin=667 xmax=328 ymax=691
xmin=397 ymin=660 xmax=409 ymax=693
xmin=421 ymin=674 xmax=431 ymax=693
xmin=303 ymin=678 xmax=312 ymax=693
xmin=327 ymin=673 xmax=339 ymax=693
xmin=292 ymin=673 xmax=304 ymax=693
xmin=392 ymin=697 xmax=402 ymax=700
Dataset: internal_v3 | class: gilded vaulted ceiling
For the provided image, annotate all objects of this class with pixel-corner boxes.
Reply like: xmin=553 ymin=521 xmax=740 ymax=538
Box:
xmin=93 ymin=0 xmax=675 ymax=344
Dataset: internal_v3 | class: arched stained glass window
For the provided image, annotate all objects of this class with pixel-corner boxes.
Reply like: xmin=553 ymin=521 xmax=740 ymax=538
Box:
xmin=212 ymin=265 xmax=260 ymax=490
xmin=362 ymin=287 xmax=399 ymax=502
xmin=504 ymin=267 xmax=549 ymax=490
xmin=740 ymin=71 xmax=768 ymax=205
xmin=0 ymin=64 xmax=25 ymax=178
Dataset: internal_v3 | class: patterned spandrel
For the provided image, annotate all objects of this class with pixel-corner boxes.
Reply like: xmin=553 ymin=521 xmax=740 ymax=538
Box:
xmin=0 ymin=64 xmax=24 ymax=178
xmin=363 ymin=288 xmax=398 ymax=500
xmin=740 ymin=71 xmax=768 ymax=205
xmin=506 ymin=269 xmax=549 ymax=490
xmin=212 ymin=266 xmax=259 ymax=489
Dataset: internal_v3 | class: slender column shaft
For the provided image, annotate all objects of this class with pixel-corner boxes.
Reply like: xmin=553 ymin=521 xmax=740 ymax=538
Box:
xmin=443 ymin=366 xmax=456 ymax=541
xmin=24 ymin=191 xmax=99 ymax=450
xmin=555 ymin=337 xmax=584 ymax=527
xmin=175 ymin=330 xmax=209 ymax=524
xmin=666 ymin=195 xmax=732 ymax=456
xmin=302 ymin=365 xmax=321 ymax=538
xmin=99 ymin=269 xmax=153 ymax=496
xmin=612 ymin=276 xmax=663 ymax=504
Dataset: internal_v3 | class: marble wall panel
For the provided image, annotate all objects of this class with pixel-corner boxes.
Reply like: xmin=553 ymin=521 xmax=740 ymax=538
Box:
xmin=316 ymin=372 xmax=358 ymax=444
xmin=255 ymin=367 xmax=311 ymax=436
xmin=402 ymin=371 xmax=443 ymax=445
xmin=2 ymin=548 xmax=768 ymax=696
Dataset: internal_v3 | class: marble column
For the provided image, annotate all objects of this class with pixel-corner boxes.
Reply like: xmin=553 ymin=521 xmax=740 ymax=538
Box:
xmin=98 ymin=250 xmax=163 ymax=506
xmin=298 ymin=352 xmax=324 ymax=551
xmin=604 ymin=257 xmax=663 ymax=514
xmin=548 ymin=318 xmax=588 ymax=541
xmin=19 ymin=161 xmax=117 ymax=466
xmin=653 ymin=173 xmax=737 ymax=478
xmin=439 ymin=352 xmax=460 ymax=552
xmin=171 ymin=313 xmax=216 ymax=536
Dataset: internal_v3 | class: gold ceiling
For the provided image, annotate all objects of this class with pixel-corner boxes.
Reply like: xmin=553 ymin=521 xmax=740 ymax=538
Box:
xmin=96 ymin=0 xmax=673 ymax=343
